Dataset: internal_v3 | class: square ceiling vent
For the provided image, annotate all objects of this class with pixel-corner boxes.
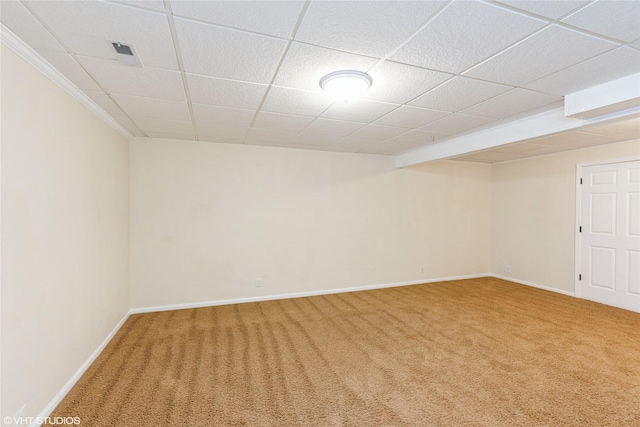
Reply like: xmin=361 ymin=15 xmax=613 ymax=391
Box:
xmin=109 ymin=41 xmax=142 ymax=67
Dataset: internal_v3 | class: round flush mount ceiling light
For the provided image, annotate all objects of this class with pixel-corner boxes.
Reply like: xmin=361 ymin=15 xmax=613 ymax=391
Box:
xmin=319 ymin=70 xmax=372 ymax=102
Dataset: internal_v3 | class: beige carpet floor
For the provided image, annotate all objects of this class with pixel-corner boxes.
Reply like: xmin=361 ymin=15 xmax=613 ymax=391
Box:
xmin=51 ymin=277 xmax=640 ymax=426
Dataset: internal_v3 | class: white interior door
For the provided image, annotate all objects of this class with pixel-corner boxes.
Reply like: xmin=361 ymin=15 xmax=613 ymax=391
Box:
xmin=579 ymin=160 xmax=640 ymax=312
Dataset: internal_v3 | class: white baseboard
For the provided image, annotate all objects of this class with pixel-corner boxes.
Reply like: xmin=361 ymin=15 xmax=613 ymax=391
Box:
xmin=32 ymin=311 xmax=130 ymax=427
xmin=129 ymin=273 xmax=488 ymax=314
xmin=489 ymin=273 xmax=576 ymax=297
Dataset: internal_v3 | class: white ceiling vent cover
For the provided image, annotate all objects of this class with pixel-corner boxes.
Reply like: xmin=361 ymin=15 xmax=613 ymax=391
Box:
xmin=110 ymin=41 xmax=142 ymax=67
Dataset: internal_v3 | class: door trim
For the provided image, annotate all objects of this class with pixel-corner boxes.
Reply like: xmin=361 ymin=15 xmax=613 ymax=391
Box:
xmin=575 ymin=156 xmax=640 ymax=301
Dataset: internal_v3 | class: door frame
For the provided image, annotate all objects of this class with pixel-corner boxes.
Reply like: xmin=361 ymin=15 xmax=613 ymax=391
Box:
xmin=575 ymin=156 xmax=640 ymax=301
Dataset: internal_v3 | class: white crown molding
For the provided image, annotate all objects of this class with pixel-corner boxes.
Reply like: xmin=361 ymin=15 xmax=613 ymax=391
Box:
xmin=1 ymin=24 xmax=134 ymax=141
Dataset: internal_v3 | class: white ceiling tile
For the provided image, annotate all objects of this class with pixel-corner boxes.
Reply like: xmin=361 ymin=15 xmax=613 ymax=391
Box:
xmin=350 ymin=124 xmax=411 ymax=141
xmin=111 ymin=94 xmax=190 ymax=121
xmin=77 ymin=57 xmax=186 ymax=100
xmin=186 ymin=74 xmax=267 ymax=109
xmin=518 ymin=143 xmax=583 ymax=155
xmin=524 ymin=47 xmax=640 ymax=96
xmin=335 ymin=136 xmax=382 ymax=148
xmin=85 ymin=91 xmax=126 ymax=117
xmin=192 ymin=104 xmax=255 ymax=127
xmin=305 ymin=118 xmax=365 ymax=136
xmin=112 ymin=1 xmax=166 ymax=12
xmin=562 ymin=0 xmax=640 ymax=42
xmin=26 ymin=0 xmax=178 ymax=69
xmin=252 ymin=112 xmax=315 ymax=132
xmin=246 ymin=128 xmax=298 ymax=143
xmin=420 ymin=113 xmax=496 ymax=134
xmin=582 ymin=118 xmax=640 ymax=140
xmin=358 ymin=144 xmax=401 ymax=155
xmin=197 ymin=123 xmax=249 ymax=139
xmin=390 ymin=1 xmax=546 ymax=73
xmin=531 ymin=131 xmax=623 ymax=147
xmin=374 ymin=106 xmax=450 ymax=128
xmin=493 ymin=142 xmax=549 ymax=154
xmin=285 ymin=143 xmax=331 ymax=151
xmin=321 ymin=99 xmax=398 ymax=123
xmin=386 ymin=129 xmax=450 ymax=145
xmin=631 ymin=39 xmax=640 ymax=50
xmin=290 ymin=133 xmax=341 ymax=146
xmin=272 ymin=42 xmax=377 ymax=93
xmin=175 ymin=18 xmax=286 ymax=83
xmin=495 ymin=1 xmax=589 ymax=19
xmin=170 ymin=1 xmax=303 ymax=38
xmin=37 ymin=51 xmax=101 ymax=91
xmin=133 ymin=117 xmax=194 ymax=135
xmin=0 ymin=1 xmax=66 ymax=52
xmin=199 ymin=136 xmax=245 ymax=145
xmin=245 ymin=140 xmax=287 ymax=148
xmin=145 ymin=132 xmax=195 ymax=141
xmin=461 ymin=89 xmax=560 ymax=119
xmin=112 ymin=113 xmax=145 ymax=137
xmin=363 ymin=61 xmax=452 ymax=104
xmin=409 ymin=76 xmax=512 ymax=112
xmin=464 ymin=25 xmax=618 ymax=86
xmin=295 ymin=0 xmax=445 ymax=57
xmin=261 ymin=87 xmax=334 ymax=116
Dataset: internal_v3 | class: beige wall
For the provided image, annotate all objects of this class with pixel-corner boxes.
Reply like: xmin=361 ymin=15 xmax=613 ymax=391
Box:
xmin=130 ymin=138 xmax=491 ymax=309
xmin=490 ymin=139 xmax=640 ymax=293
xmin=1 ymin=46 xmax=129 ymax=418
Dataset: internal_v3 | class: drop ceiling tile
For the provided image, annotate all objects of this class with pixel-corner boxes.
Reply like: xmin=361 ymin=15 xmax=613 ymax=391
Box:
xmin=631 ymin=39 xmax=640 ymax=50
xmin=85 ymin=91 xmax=126 ymax=117
xmin=192 ymin=104 xmax=255 ymax=127
xmin=285 ymin=143 xmax=330 ymax=151
xmin=525 ymin=47 xmax=640 ymax=96
xmin=146 ymin=132 xmax=195 ymax=141
xmin=518 ymin=143 xmax=582 ymax=156
xmin=409 ymin=76 xmax=512 ymax=112
xmin=295 ymin=0 xmax=445 ymax=57
xmin=186 ymin=74 xmax=267 ymax=109
xmin=464 ymin=25 xmax=617 ymax=86
xmin=199 ymin=136 xmax=245 ymax=145
xmin=246 ymin=128 xmax=298 ymax=143
xmin=132 ymin=117 xmax=194 ymax=135
xmin=390 ymin=1 xmax=545 ymax=74
xmin=111 ymin=94 xmax=190 ymax=121
xmin=420 ymin=114 xmax=496 ymax=134
xmin=461 ymin=89 xmax=560 ymax=119
xmin=77 ymin=57 xmax=186 ymax=100
xmin=170 ymin=1 xmax=303 ymax=38
xmin=374 ymin=106 xmax=450 ymax=128
xmin=261 ymin=87 xmax=334 ymax=116
xmin=321 ymin=99 xmax=398 ymax=123
xmin=272 ymin=42 xmax=377 ymax=93
xmin=36 ymin=51 xmax=101 ymax=91
xmin=523 ymin=130 xmax=623 ymax=149
xmin=562 ymin=1 xmax=640 ymax=42
xmin=252 ymin=112 xmax=315 ymax=132
xmin=495 ymin=1 xmax=589 ymax=19
xmin=350 ymin=124 xmax=411 ymax=141
xmin=0 ymin=1 xmax=66 ymax=52
xmin=386 ymin=129 xmax=450 ymax=145
xmin=197 ymin=123 xmax=249 ymax=139
xmin=290 ymin=133 xmax=340 ymax=146
xmin=112 ymin=114 xmax=145 ymax=137
xmin=454 ymin=151 xmax=525 ymax=163
xmin=582 ymin=118 xmax=640 ymax=140
xmin=174 ymin=18 xmax=286 ymax=83
xmin=363 ymin=61 xmax=452 ymax=104
xmin=305 ymin=118 xmax=365 ymax=136
xmin=335 ymin=136 xmax=382 ymax=148
xmin=112 ymin=1 xmax=166 ymax=12
xmin=359 ymin=144 xmax=402 ymax=155
xmin=246 ymin=140 xmax=287 ymax=148
xmin=26 ymin=0 xmax=178 ymax=69
xmin=493 ymin=142 xmax=548 ymax=154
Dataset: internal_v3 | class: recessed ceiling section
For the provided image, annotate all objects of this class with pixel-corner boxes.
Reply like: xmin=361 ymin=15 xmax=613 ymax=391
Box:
xmin=1 ymin=0 xmax=638 ymax=158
